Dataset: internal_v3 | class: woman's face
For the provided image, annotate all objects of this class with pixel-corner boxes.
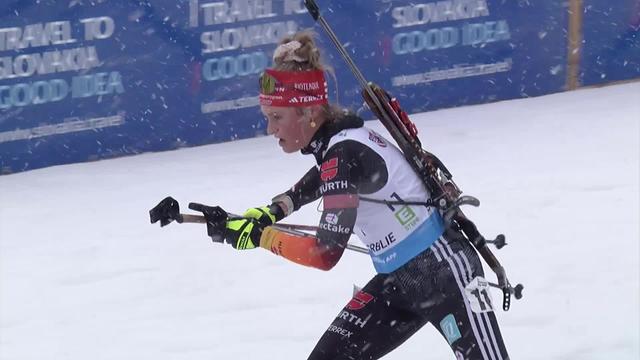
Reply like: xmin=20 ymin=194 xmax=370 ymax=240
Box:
xmin=261 ymin=105 xmax=316 ymax=153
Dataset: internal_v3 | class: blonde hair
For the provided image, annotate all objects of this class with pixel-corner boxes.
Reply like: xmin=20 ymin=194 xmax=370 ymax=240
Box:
xmin=272 ymin=30 xmax=343 ymax=120
xmin=273 ymin=31 xmax=324 ymax=72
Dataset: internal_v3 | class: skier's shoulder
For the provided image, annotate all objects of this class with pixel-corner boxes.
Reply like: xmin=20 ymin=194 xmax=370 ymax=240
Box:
xmin=329 ymin=125 xmax=392 ymax=153
xmin=326 ymin=111 xmax=370 ymax=147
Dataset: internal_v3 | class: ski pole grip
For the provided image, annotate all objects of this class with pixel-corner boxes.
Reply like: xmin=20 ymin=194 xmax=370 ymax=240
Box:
xmin=513 ymin=284 xmax=524 ymax=299
xmin=304 ymin=0 xmax=320 ymax=21
xmin=181 ymin=214 xmax=207 ymax=223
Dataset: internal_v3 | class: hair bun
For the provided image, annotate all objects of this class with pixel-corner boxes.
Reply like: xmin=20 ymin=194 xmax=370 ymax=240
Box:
xmin=273 ymin=40 xmax=306 ymax=63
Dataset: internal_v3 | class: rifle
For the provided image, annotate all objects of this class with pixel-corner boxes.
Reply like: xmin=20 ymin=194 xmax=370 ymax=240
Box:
xmin=303 ymin=0 xmax=523 ymax=311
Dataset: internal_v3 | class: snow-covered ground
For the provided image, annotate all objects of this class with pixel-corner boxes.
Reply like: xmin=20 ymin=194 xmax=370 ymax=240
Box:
xmin=1 ymin=83 xmax=638 ymax=360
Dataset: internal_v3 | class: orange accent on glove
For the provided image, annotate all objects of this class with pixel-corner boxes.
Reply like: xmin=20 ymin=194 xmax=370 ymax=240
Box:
xmin=259 ymin=227 xmax=337 ymax=271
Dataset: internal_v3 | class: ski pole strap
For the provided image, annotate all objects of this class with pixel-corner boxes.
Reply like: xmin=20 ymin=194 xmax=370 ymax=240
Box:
xmin=502 ymin=286 xmax=512 ymax=311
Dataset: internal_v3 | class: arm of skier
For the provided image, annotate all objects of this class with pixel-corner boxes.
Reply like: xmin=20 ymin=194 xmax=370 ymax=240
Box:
xmin=270 ymin=166 xmax=322 ymax=218
xmin=233 ymin=166 xmax=321 ymax=232
xmin=259 ymin=145 xmax=359 ymax=270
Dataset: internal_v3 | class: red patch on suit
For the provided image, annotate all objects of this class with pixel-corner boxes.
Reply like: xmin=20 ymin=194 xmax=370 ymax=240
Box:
xmin=323 ymin=194 xmax=359 ymax=209
xmin=346 ymin=291 xmax=374 ymax=310
xmin=320 ymin=157 xmax=339 ymax=181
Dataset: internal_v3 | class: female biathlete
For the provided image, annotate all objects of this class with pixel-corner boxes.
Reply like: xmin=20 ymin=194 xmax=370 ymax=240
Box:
xmin=188 ymin=31 xmax=510 ymax=360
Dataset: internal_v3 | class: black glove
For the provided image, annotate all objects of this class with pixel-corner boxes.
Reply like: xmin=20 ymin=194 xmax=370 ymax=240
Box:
xmin=150 ymin=196 xmax=183 ymax=226
xmin=189 ymin=203 xmax=264 ymax=249
xmin=188 ymin=203 xmax=230 ymax=243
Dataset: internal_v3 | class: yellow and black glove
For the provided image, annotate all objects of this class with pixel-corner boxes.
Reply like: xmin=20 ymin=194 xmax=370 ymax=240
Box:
xmin=224 ymin=218 xmax=265 ymax=250
xmin=225 ymin=206 xmax=283 ymax=249
xmin=188 ymin=202 xmax=267 ymax=249
xmin=242 ymin=206 xmax=277 ymax=226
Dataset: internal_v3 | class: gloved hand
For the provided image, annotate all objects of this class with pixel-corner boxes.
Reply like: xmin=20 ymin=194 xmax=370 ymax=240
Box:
xmin=225 ymin=218 xmax=265 ymax=250
xmin=188 ymin=203 xmax=229 ymax=243
xmin=188 ymin=202 xmax=265 ymax=249
xmin=242 ymin=206 xmax=277 ymax=226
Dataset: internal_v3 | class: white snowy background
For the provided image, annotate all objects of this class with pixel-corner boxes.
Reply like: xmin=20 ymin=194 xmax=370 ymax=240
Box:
xmin=1 ymin=83 xmax=638 ymax=359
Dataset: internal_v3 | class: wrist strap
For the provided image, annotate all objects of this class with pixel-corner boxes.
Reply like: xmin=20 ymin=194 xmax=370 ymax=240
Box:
xmin=271 ymin=193 xmax=294 ymax=217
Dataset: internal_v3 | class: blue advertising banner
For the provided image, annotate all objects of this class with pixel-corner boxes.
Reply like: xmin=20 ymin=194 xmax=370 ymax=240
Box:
xmin=0 ymin=0 xmax=568 ymax=174
xmin=581 ymin=0 xmax=640 ymax=86
xmin=320 ymin=0 xmax=568 ymax=113
xmin=0 ymin=0 xmax=312 ymax=174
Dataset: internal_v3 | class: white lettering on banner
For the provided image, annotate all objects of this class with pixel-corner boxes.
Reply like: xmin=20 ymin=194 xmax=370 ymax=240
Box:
xmin=392 ymin=0 xmax=490 ymax=28
xmin=0 ymin=46 xmax=100 ymax=80
xmin=283 ymin=0 xmax=306 ymax=15
xmin=0 ymin=71 xmax=125 ymax=110
xmin=0 ymin=114 xmax=125 ymax=144
xmin=200 ymin=20 xmax=298 ymax=53
xmin=71 ymin=71 xmax=125 ymax=99
xmin=391 ymin=59 xmax=512 ymax=86
xmin=392 ymin=20 xmax=510 ymax=55
xmin=0 ymin=21 xmax=76 ymax=51
xmin=461 ymin=20 xmax=510 ymax=45
xmin=201 ymin=96 xmax=259 ymax=113
xmin=0 ymin=79 xmax=68 ymax=109
xmin=80 ymin=17 xmax=115 ymax=41
xmin=189 ymin=0 xmax=304 ymax=27
xmin=202 ymin=51 xmax=267 ymax=81
xmin=201 ymin=0 xmax=276 ymax=26
xmin=190 ymin=0 xmax=200 ymax=27
xmin=393 ymin=27 xmax=459 ymax=54
xmin=0 ymin=16 xmax=122 ymax=116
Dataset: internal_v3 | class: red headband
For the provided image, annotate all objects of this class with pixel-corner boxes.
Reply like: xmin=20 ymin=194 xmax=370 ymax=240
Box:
xmin=259 ymin=69 xmax=328 ymax=107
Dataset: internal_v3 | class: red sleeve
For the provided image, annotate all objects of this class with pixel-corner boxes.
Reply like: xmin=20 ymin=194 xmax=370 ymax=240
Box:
xmin=259 ymin=227 xmax=337 ymax=271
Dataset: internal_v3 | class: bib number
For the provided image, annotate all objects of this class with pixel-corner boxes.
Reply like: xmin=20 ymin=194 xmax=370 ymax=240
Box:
xmin=464 ymin=276 xmax=494 ymax=313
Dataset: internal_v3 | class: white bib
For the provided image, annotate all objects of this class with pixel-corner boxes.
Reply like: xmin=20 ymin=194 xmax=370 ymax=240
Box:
xmin=326 ymin=127 xmax=445 ymax=273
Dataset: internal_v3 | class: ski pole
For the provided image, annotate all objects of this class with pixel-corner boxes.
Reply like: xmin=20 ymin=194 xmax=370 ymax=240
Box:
xmin=178 ymin=213 xmax=369 ymax=254
xmin=277 ymin=216 xmax=523 ymax=303
xmin=151 ymin=198 xmax=522 ymax=306
xmin=182 ymin=213 xmax=521 ymax=296
xmin=179 ymin=215 xmax=495 ymax=255
xmin=149 ymin=198 xmax=368 ymax=254
xmin=179 ymin=213 xmax=318 ymax=232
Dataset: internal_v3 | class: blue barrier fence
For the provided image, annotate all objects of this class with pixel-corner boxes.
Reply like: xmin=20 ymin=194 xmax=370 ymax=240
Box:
xmin=0 ymin=0 xmax=636 ymax=174
xmin=581 ymin=0 xmax=640 ymax=86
